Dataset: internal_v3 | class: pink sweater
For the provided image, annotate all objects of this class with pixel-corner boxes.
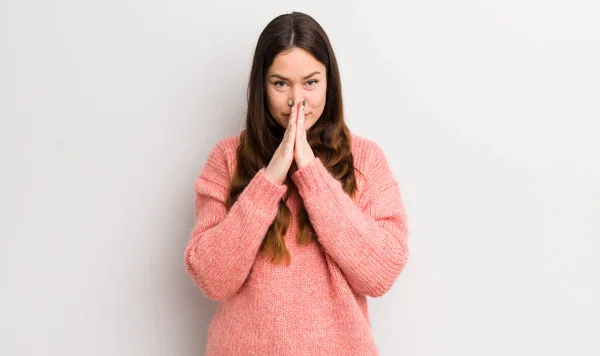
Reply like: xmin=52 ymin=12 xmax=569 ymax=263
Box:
xmin=184 ymin=133 xmax=409 ymax=355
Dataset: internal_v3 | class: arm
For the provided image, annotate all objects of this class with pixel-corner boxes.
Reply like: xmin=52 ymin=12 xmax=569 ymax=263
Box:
xmin=184 ymin=141 xmax=288 ymax=301
xmin=291 ymin=142 xmax=409 ymax=297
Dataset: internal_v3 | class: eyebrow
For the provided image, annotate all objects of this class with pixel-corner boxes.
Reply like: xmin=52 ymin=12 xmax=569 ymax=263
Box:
xmin=269 ymin=71 xmax=321 ymax=80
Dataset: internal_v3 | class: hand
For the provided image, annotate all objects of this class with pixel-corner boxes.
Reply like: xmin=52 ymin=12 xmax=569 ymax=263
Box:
xmin=264 ymin=100 xmax=297 ymax=185
xmin=293 ymin=99 xmax=316 ymax=169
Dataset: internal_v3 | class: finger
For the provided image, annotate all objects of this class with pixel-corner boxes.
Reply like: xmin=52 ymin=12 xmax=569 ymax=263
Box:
xmin=289 ymin=104 xmax=297 ymax=134
xmin=288 ymin=104 xmax=296 ymax=128
xmin=295 ymin=101 xmax=303 ymax=141
xmin=289 ymin=110 xmax=297 ymax=142
xmin=291 ymin=99 xmax=301 ymax=138
xmin=283 ymin=104 xmax=296 ymax=139
xmin=299 ymin=100 xmax=305 ymax=133
xmin=286 ymin=123 xmax=296 ymax=156
xmin=284 ymin=107 xmax=296 ymax=149
xmin=291 ymin=99 xmax=298 ymax=120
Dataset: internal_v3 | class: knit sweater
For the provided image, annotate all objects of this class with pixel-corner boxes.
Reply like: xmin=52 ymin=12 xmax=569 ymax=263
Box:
xmin=184 ymin=133 xmax=409 ymax=355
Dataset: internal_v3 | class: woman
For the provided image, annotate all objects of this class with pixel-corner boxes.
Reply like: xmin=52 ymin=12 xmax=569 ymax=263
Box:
xmin=184 ymin=11 xmax=409 ymax=355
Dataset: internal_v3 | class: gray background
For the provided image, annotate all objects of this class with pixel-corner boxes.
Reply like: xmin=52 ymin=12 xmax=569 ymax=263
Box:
xmin=1 ymin=0 xmax=599 ymax=355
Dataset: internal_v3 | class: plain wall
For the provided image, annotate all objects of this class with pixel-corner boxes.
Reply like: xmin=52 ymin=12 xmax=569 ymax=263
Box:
xmin=1 ymin=0 xmax=599 ymax=355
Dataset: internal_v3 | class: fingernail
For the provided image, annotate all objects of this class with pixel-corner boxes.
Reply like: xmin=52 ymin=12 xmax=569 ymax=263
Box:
xmin=302 ymin=99 xmax=306 ymax=107
xmin=291 ymin=99 xmax=295 ymax=107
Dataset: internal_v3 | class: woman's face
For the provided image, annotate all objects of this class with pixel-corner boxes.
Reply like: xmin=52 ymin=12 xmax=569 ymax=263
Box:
xmin=265 ymin=47 xmax=327 ymax=131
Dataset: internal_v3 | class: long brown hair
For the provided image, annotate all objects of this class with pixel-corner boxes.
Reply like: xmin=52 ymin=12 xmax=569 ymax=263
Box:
xmin=226 ymin=12 xmax=361 ymax=265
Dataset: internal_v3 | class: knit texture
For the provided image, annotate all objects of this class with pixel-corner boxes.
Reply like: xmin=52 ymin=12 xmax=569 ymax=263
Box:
xmin=184 ymin=133 xmax=409 ymax=355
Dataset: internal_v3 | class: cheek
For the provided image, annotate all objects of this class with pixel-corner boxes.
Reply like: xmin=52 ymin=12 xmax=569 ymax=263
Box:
xmin=266 ymin=89 xmax=287 ymax=111
xmin=311 ymin=88 xmax=327 ymax=111
xmin=265 ymin=88 xmax=288 ymax=127
xmin=265 ymin=88 xmax=276 ymax=107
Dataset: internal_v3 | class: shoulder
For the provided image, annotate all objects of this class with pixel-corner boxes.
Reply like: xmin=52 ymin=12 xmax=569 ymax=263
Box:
xmin=198 ymin=133 xmax=242 ymax=186
xmin=350 ymin=133 xmax=397 ymax=194
xmin=350 ymin=133 xmax=387 ymax=171
xmin=348 ymin=133 xmax=388 ymax=197
xmin=350 ymin=133 xmax=382 ymax=152
xmin=214 ymin=134 xmax=241 ymax=157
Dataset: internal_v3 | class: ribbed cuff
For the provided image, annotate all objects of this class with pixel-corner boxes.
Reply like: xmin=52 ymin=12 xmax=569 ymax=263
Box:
xmin=291 ymin=157 xmax=333 ymax=196
xmin=241 ymin=167 xmax=289 ymax=214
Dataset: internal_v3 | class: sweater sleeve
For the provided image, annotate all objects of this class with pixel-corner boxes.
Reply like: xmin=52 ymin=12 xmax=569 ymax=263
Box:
xmin=290 ymin=142 xmax=409 ymax=297
xmin=184 ymin=141 xmax=288 ymax=301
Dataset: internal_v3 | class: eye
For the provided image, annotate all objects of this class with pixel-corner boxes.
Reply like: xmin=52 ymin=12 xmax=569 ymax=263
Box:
xmin=306 ymin=80 xmax=318 ymax=86
xmin=274 ymin=81 xmax=287 ymax=88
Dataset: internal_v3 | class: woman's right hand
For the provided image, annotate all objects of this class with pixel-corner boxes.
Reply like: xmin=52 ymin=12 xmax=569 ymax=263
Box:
xmin=264 ymin=100 xmax=298 ymax=185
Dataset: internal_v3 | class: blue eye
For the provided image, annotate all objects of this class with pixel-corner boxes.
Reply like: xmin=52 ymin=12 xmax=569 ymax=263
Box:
xmin=307 ymin=80 xmax=318 ymax=86
xmin=274 ymin=81 xmax=286 ymax=88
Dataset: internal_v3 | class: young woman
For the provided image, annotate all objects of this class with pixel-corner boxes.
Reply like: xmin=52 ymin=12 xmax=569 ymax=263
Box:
xmin=184 ymin=11 xmax=409 ymax=355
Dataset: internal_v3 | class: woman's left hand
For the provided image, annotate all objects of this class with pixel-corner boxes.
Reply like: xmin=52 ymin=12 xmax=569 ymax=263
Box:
xmin=294 ymin=99 xmax=316 ymax=169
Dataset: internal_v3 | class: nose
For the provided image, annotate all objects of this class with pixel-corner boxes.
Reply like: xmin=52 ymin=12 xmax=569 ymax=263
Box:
xmin=292 ymin=87 xmax=305 ymax=106
xmin=289 ymin=96 xmax=305 ymax=107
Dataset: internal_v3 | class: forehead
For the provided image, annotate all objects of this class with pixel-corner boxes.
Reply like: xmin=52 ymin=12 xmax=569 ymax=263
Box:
xmin=268 ymin=47 xmax=326 ymax=76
